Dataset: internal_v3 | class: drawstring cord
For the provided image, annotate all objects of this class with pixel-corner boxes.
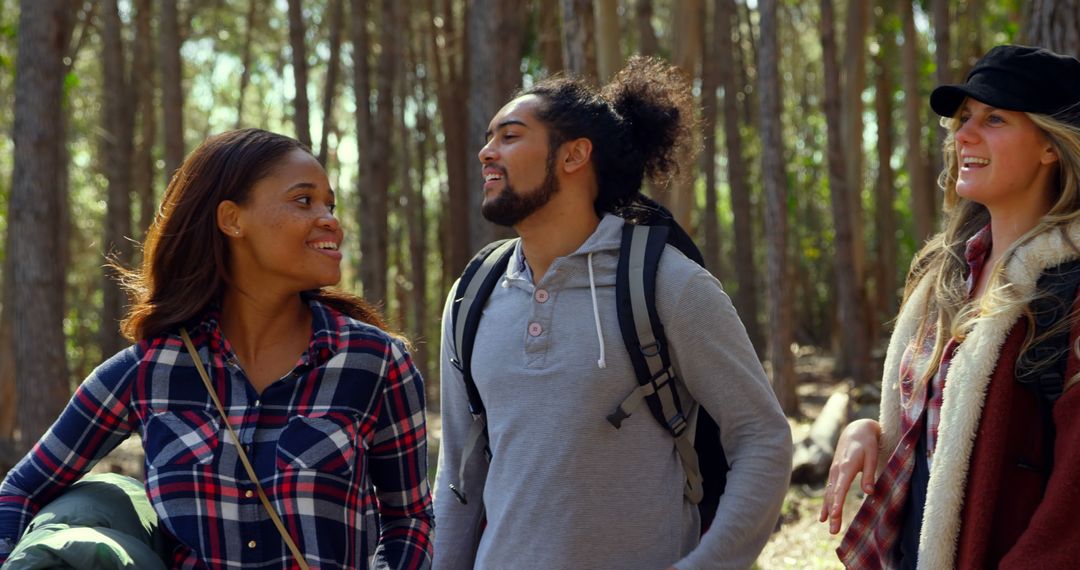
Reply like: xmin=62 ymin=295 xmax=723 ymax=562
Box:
xmin=587 ymin=252 xmax=607 ymax=369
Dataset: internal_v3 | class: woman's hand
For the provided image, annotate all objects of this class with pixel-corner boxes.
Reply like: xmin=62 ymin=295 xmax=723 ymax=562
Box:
xmin=818 ymin=418 xmax=881 ymax=534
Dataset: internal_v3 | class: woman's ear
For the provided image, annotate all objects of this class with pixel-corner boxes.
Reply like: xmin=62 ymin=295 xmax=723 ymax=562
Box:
xmin=561 ymin=138 xmax=593 ymax=174
xmin=1041 ymin=143 xmax=1059 ymax=166
xmin=217 ymin=200 xmax=243 ymax=238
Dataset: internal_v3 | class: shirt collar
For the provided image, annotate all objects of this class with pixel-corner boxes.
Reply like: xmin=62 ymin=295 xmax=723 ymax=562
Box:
xmin=964 ymin=224 xmax=993 ymax=293
xmin=193 ymin=297 xmax=341 ymax=367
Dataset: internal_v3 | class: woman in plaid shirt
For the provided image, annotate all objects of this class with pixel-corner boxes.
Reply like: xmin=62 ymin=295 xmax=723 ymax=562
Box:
xmin=0 ymin=129 xmax=433 ymax=569
xmin=820 ymin=45 xmax=1080 ymax=569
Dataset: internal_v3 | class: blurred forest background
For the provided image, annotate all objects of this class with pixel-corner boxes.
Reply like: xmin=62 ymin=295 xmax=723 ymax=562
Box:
xmin=2 ymin=0 xmax=1079 ymax=485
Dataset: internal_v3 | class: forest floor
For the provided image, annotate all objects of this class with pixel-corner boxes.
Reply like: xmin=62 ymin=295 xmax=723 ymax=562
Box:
xmin=77 ymin=349 xmax=860 ymax=569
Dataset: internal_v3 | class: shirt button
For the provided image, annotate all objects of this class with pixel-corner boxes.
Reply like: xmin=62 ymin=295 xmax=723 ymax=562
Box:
xmin=528 ymin=322 xmax=543 ymax=337
xmin=534 ymin=289 xmax=549 ymax=303
xmin=253 ymin=399 xmax=260 ymax=407
xmin=244 ymin=490 xmax=254 ymax=498
xmin=247 ymin=540 xmax=257 ymax=549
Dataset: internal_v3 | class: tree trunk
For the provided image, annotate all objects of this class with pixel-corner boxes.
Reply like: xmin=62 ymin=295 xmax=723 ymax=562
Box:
xmin=873 ymin=42 xmax=898 ymax=338
xmin=719 ymin=0 xmax=764 ymax=358
xmin=10 ymin=0 xmax=73 ymax=455
xmin=931 ymin=0 xmax=950 ymax=183
xmin=428 ymin=0 xmax=471 ymax=278
xmin=821 ymin=0 xmax=871 ymax=385
xmin=317 ymin=0 xmax=345 ymax=166
xmin=1024 ymin=0 xmax=1080 ymax=58
xmin=357 ymin=0 xmax=401 ymax=305
xmin=235 ymin=0 xmax=259 ymax=129
xmin=467 ymin=0 xmax=526 ymax=252
xmin=594 ymin=0 xmax=621 ymax=82
xmin=537 ymin=0 xmax=563 ymax=75
xmin=668 ymin=0 xmax=703 ymax=231
xmin=160 ymin=0 xmax=184 ymax=185
xmin=957 ymin=0 xmax=984 ymax=74
xmin=841 ymin=0 xmax=870 ymax=287
xmin=133 ymin=0 xmax=156 ymax=238
xmin=700 ymin=0 xmax=720 ymax=276
xmin=352 ymin=0 xmax=374 ymax=290
xmin=900 ymin=0 xmax=934 ymax=244
xmin=100 ymin=0 xmax=135 ymax=357
xmin=636 ymin=0 xmax=660 ymax=56
xmin=412 ymin=59 xmax=434 ymax=404
xmin=560 ymin=0 xmax=597 ymax=78
xmin=756 ymin=0 xmax=797 ymax=414
xmin=287 ymin=0 xmax=313 ymax=149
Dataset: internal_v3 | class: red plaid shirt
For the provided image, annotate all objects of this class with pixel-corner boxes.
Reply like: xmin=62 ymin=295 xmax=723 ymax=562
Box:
xmin=0 ymin=299 xmax=433 ymax=569
xmin=838 ymin=225 xmax=992 ymax=567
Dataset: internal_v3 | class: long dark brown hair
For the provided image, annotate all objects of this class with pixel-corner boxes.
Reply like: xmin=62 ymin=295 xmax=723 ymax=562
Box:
xmin=119 ymin=128 xmax=387 ymax=341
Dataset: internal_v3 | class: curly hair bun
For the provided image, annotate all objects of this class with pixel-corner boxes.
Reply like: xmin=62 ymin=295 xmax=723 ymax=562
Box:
xmin=602 ymin=56 xmax=696 ymax=186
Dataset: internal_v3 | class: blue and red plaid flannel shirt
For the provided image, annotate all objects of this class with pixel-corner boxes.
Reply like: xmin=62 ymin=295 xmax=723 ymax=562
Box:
xmin=838 ymin=225 xmax=991 ymax=568
xmin=0 ymin=300 xmax=432 ymax=569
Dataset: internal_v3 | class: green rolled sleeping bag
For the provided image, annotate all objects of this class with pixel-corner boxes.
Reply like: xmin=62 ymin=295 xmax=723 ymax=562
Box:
xmin=2 ymin=473 xmax=168 ymax=570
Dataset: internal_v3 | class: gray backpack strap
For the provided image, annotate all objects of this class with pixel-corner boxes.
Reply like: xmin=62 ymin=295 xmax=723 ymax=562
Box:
xmin=610 ymin=223 xmax=704 ymax=504
xmin=447 ymin=238 xmax=518 ymax=504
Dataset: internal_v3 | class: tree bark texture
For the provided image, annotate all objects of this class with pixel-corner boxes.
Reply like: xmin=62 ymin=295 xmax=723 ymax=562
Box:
xmin=718 ymin=0 xmax=764 ymax=358
xmin=931 ymin=0 xmax=950 ymax=184
xmin=100 ymin=0 xmax=136 ymax=357
xmin=317 ymin=0 xmax=345 ymax=166
xmin=756 ymin=0 xmax=798 ymax=414
xmin=560 ymin=0 xmax=597 ymax=78
xmin=287 ymin=0 xmax=313 ymax=149
xmin=668 ymin=0 xmax=703 ymax=231
xmin=594 ymin=0 xmax=621 ymax=81
xmin=900 ymin=0 xmax=934 ymax=244
xmin=1024 ymin=0 xmax=1080 ymax=58
xmin=357 ymin=0 xmax=401 ymax=305
xmin=821 ymin=0 xmax=872 ymax=385
xmin=700 ymin=0 xmax=720 ymax=276
xmin=428 ymin=0 xmax=471 ymax=279
xmin=235 ymin=0 xmax=259 ymax=128
xmin=842 ymin=0 xmax=869 ymax=285
xmin=160 ymin=0 xmax=185 ymax=186
xmin=873 ymin=43 xmax=898 ymax=338
xmin=10 ymin=0 xmax=73 ymax=455
xmin=133 ymin=0 xmax=157 ymax=238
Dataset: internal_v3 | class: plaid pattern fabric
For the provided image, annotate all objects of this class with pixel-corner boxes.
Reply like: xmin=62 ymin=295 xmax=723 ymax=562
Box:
xmin=0 ymin=300 xmax=432 ymax=569
xmin=838 ymin=225 xmax=991 ymax=567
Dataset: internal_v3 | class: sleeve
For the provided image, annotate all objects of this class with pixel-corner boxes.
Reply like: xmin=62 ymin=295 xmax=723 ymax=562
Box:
xmin=369 ymin=338 xmax=434 ymax=570
xmin=664 ymin=271 xmax=793 ymax=570
xmin=0 ymin=345 xmax=141 ymax=564
xmin=999 ymin=289 xmax=1080 ymax=568
xmin=432 ymin=286 xmax=488 ymax=570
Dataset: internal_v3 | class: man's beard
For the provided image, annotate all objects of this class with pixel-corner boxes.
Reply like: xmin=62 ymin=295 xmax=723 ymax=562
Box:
xmin=481 ymin=151 xmax=560 ymax=227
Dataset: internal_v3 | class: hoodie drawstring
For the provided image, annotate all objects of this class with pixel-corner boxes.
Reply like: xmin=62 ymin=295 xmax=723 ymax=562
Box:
xmin=587 ymin=252 xmax=607 ymax=369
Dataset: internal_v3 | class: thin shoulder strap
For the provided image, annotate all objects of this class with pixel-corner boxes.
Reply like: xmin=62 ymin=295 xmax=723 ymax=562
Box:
xmin=180 ymin=328 xmax=310 ymax=570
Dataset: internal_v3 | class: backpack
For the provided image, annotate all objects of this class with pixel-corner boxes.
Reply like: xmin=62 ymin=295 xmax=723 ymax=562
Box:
xmin=1015 ymin=258 xmax=1080 ymax=474
xmin=446 ymin=206 xmax=729 ymax=532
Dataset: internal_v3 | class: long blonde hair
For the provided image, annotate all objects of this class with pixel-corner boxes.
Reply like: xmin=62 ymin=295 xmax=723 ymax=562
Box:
xmin=901 ymin=111 xmax=1080 ymax=390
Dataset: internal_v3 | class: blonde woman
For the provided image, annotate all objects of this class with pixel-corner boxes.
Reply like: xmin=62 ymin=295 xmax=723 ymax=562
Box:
xmin=821 ymin=45 xmax=1080 ymax=568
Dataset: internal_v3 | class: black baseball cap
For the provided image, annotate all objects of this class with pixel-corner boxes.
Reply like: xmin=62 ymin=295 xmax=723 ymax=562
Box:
xmin=930 ymin=45 xmax=1080 ymax=123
